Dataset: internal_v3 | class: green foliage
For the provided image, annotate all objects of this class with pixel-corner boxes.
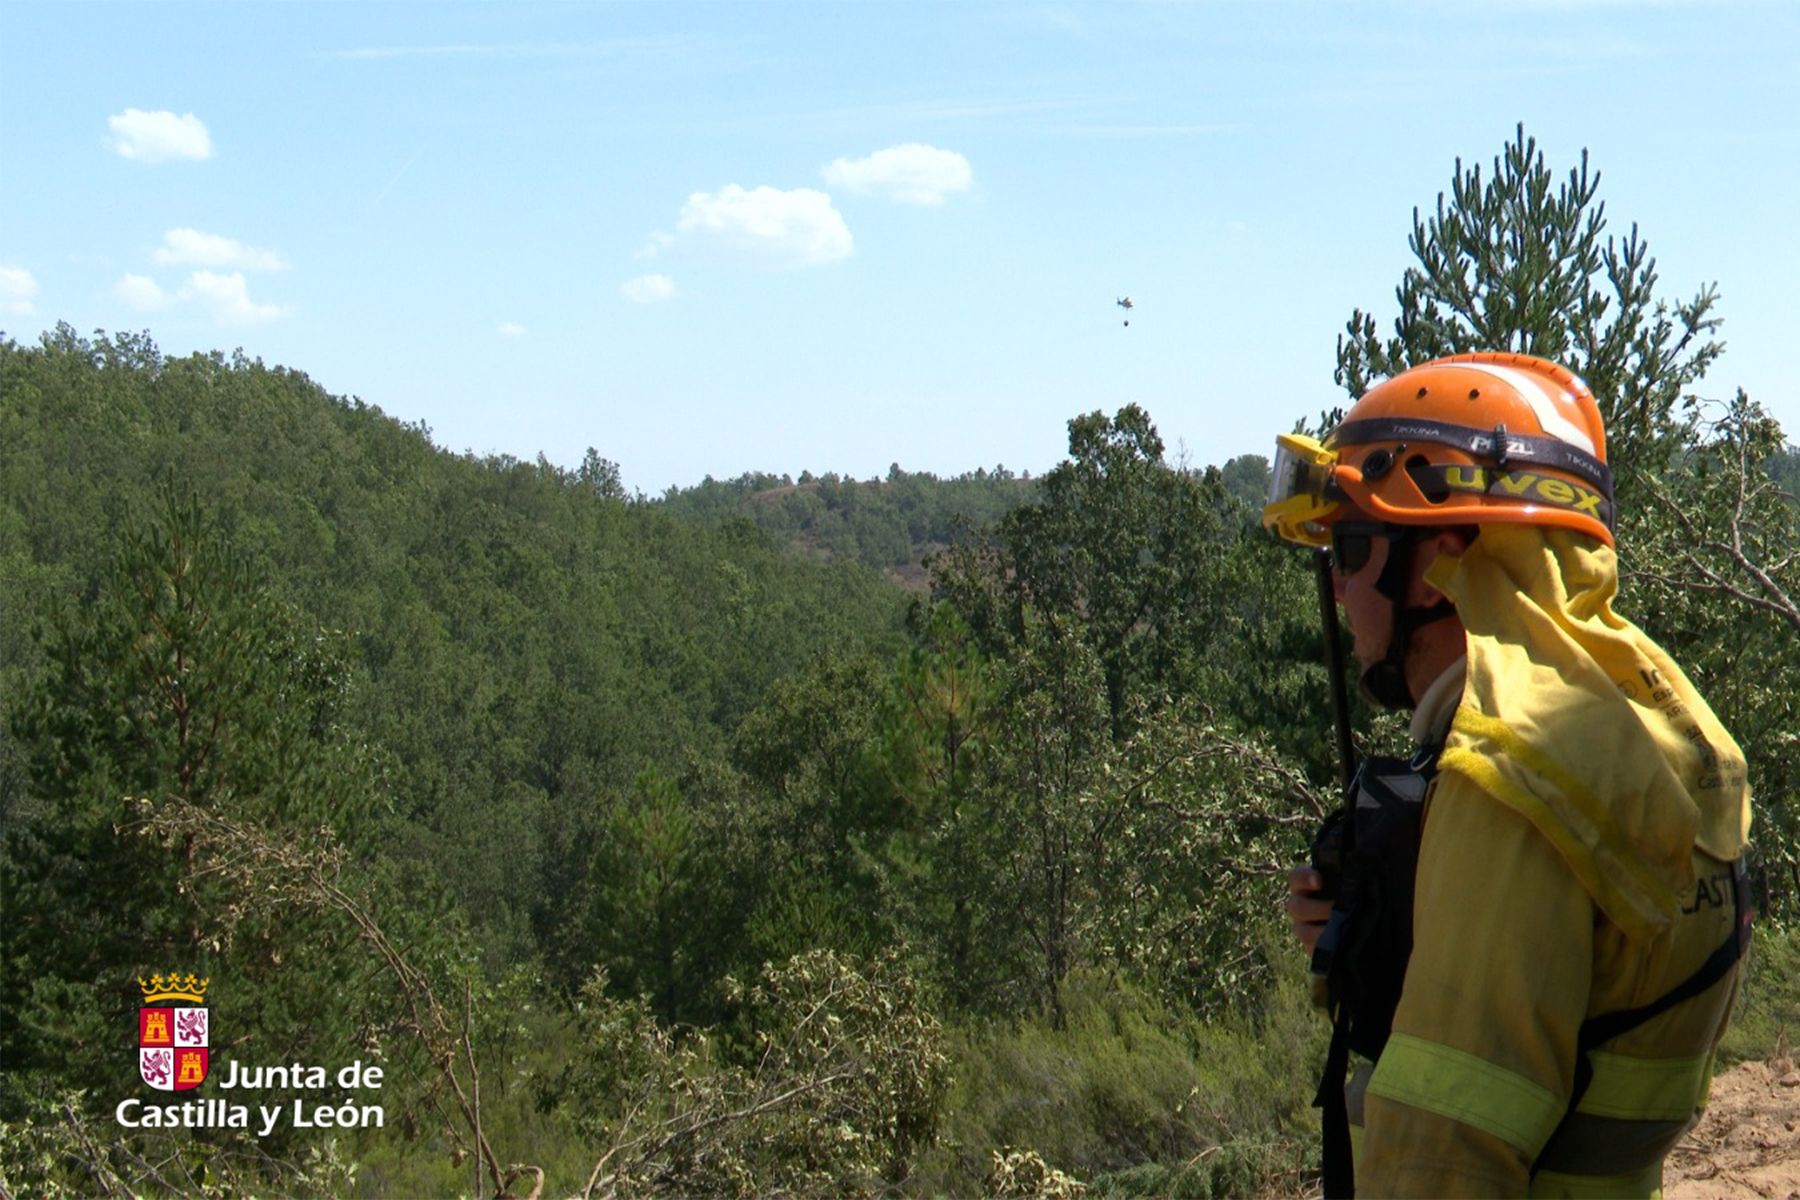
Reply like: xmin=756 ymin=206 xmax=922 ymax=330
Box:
xmin=1085 ymin=1154 xmax=1266 ymax=1200
xmin=0 ymin=326 xmax=908 ymax=975
xmin=2 ymin=492 xmax=383 ymax=1119
xmin=1767 ymin=443 xmax=1800 ymax=502
xmin=993 ymin=407 xmax=1232 ymax=732
xmin=583 ymin=770 xmax=707 ymax=1020
xmin=0 ymin=326 xmax=925 ymax=1194
xmin=659 ymin=464 xmax=1035 ymax=579
xmin=720 ymin=654 xmax=894 ymax=974
xmin=978 ymin=618 xmax=1113 ymax=1019
xmin=932 ymin=406 xmax=1324 ymax=768
xmin=558 ymin=949 xmax=949 ymax=1198
xmin=857 ymin=608 xmax=1009 ymax=1010
xmin=1091 ymin=706 xmax=1328 ymax=1014
xmin=0 ymin=1080 xmax=361 ymax=1199
xmin=919 ymin=968 xmax=1321 ymax=1198
xmin=347 ymin=993 xmax=594 ymax=1200
xmin=1179 ymin=528 xmax=1357 ymax=781
xmin=127 ymin=787 xmax=559 ymax=1199
xmin=846 ymin=604 xmax=1330 ymax=1025
xmin=1217 ymin=454 xmax=1270 ymax=516
xmin=1334 ymin=124 xmax=1722 ymax=484
xmin=1717 ymin=922 xmax=1800 ymax=1067
xmin=953 ymin=627 xmax=1313 ymax=1019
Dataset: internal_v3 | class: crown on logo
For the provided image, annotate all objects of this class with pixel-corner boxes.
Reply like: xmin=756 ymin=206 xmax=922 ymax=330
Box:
xmin=139 ymin=973 xmax=209 ymax=1004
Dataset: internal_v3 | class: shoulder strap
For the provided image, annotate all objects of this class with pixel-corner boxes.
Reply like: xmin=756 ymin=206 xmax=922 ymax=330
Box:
xmin=1577 ymin=858 xmax=1753 ymax=1058
xmin=1537 ymin=858 xmax=1754 ymax=1173
xmin=1316 ymin=1013 xmax=1357 ymax=1199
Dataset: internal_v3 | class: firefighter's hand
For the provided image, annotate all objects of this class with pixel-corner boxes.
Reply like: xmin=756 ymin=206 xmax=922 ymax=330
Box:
xmin=1285 ymin=865 xmax=1331 ymax=954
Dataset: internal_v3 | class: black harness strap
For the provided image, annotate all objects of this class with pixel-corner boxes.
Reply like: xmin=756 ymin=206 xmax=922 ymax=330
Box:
xmin=1312 ymin=744 xmax=1441 ymax=1199
xmin=1317 ymin=1017 xmax=1357 ymax=1199
xmin=1538 ymin=857 xmax=1754 ymax=1172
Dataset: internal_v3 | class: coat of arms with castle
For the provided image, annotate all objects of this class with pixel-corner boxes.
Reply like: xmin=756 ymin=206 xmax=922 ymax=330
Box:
xmin=138 ymin=973 xmax=209 ymax=1091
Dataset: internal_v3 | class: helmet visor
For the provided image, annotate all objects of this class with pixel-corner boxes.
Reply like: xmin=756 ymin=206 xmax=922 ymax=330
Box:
xmin=1262 ymin=433 xmax=1340 ymax=546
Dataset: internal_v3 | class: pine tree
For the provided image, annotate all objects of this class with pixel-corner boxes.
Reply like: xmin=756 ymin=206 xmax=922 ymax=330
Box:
xmin=1335 ymin=123 xmax=1724 ymax=485
xmin=1 ymin=490 xmax=382 ymax=1116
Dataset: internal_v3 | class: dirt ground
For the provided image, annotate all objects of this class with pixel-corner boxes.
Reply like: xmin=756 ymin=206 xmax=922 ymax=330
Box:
xmin=1665 ymin=1055 xmax=1800 ymax=1200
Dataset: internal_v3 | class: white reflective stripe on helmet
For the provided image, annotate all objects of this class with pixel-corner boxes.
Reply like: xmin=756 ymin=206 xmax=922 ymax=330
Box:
xmin=1454 ymin=361 xmax=1598 ymax=455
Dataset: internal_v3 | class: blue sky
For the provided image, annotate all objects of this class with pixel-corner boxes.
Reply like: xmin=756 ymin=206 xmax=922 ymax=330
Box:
xmin=3 ymin=1 xmax=1795 ymax=494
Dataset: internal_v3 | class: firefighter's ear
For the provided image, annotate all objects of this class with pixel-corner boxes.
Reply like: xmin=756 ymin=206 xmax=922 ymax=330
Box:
xmin=1410 ymin=527 xmax=1472 ymax=608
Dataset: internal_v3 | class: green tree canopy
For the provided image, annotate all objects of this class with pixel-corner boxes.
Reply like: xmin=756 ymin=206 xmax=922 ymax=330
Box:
xmin=1334 ymin=124 xmax=1723 ymax=482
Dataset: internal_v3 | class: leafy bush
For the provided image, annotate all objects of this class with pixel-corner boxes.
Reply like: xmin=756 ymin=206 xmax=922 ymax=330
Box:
xmin=1718 ymin=920 xmax=1800 ymax=1066
xmin=918 ymin=964 xmax=1323 ymax=1197
xmin=557 ymin=948 xmax=950 ymax=1198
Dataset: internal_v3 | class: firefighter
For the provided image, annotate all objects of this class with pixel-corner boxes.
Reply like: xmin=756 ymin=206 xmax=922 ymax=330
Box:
xmin=1265 ymin=353 xmax=1754 ymax=1197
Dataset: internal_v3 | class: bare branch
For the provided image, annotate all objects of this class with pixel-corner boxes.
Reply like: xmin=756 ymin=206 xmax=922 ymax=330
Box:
xmin=58 ymin=1100 xmax=130 ymax=1199
xmin=133 ymin=800 xmax=531 ymax=1198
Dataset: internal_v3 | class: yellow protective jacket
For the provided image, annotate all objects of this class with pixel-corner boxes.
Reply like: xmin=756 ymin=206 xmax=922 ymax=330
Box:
xmin=1351 ymin=524 xmax=1753 ymax=1199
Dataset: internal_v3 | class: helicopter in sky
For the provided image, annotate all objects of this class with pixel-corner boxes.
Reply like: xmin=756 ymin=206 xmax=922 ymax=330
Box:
xmin=1116 ymin=296 xmax=1133 ymax=326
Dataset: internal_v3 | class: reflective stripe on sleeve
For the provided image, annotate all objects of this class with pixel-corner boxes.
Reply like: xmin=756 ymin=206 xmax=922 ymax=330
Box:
xmin=1577 ymin=1049 xmax=1713 ymax=1121
xmin=1365 ymin=1033 xmax=1565 ymax=1154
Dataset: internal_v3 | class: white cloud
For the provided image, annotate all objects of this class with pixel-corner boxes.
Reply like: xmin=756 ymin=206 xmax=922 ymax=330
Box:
xmin=620 ymin=274 xmax=675 ymax=304
xmin=498 ymin=321 xmax=527 ymax=337
xmin=0 ymin=265 xmax=39 ymax=315
xmin=636 ymin=230 xmax=676 ymax=260
xmin=114 ymin=273 xmax=175 ymax=311
xmin=821 ymin=144 xmax=973 ymax=206
xmin=153 ymin=228 xmax=288 ymax=271
xmin=676 ymin=185 xmax=852 ymax=266
xmin=186 ymin=271 xmax=286 ymax=324
xmin=109 ymin=268 xmax=287 ymax=325
xmin=108 ymin=109 xmax=214 ymax=163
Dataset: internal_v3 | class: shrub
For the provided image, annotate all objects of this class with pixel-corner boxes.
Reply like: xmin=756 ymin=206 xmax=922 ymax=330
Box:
xmin=916 ymin=960 xmax=1324 ymax=1197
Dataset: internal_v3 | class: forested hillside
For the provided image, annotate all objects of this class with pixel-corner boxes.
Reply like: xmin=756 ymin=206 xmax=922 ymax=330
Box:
xmin=3 ymin=126 xmax=1797 ymax=1199
xmin=658 ymin=467 xmax=1036 ymax=587
xmin=0 ymin=326 xmax=913 ymax=972
xmin=653 ymin=453 xmax=1275 ymax=585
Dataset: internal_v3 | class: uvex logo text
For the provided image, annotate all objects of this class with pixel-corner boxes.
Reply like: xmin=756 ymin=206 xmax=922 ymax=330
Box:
xmin=1434 ymin=466 xmax=1608 ymax=519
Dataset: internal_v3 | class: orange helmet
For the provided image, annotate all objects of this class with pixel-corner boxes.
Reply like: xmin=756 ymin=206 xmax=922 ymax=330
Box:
xmin=1264 ymin=352 xmax=1615 ymax=548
